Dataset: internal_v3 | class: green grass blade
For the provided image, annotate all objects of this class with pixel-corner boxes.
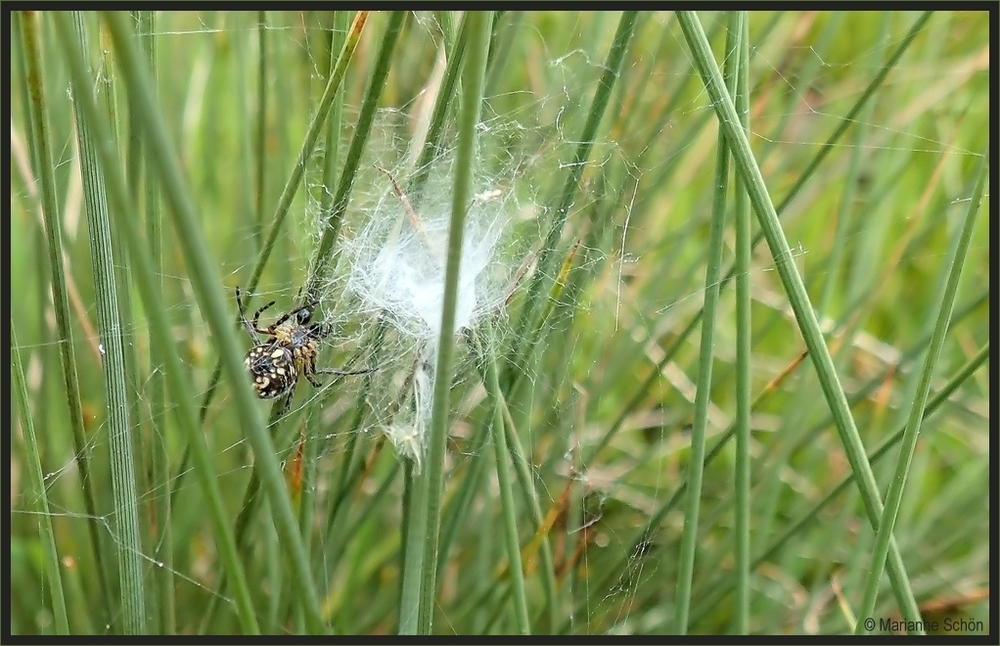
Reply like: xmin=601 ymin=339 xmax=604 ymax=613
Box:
xmin=254 ymin=11 xmax=269 ymax=245
xmin=559 ymin=283 xmax=984 ymax=634
xmin=54 ymin=10 xmax=263 ymax=634
xmin=767 ymin=11 xmax=933 ymax=221
xmin=468 ymin=365 xmax=559 ymax=632
xmin=248 ymin=10 xmax=369 ymax=297
xmin=133 ymin=9 xmax=175 ymax=634
xmin=673 ymin=14 xmax=737 ymax=632
xmin=308 ymin=12 xmax=405 ymax=295
xmin=18 ymin=11 xmax=114 ymax=625
xmin=480 ymin=325 xmax=531 ymax=633
xmin=676 ymin=10 xmax=922 ymax=626
xmin=856 ymin=152 xmax=988 ymax=629
xmin=69 ymin=14 xmax=148 ymax=634
xmin=689 ymin=341 xmax=990 ymax=627
xmin=506 ymin=11 xmax=638 ymax=389
xmin=584 ymin=11 xmax=936 ymax=472
xmin=731 ymin=11 xmax=751 ymax=635
xmin=408 ymin=12 xmax=470 ymax=200
xmin=416 ymin=11 xmax=490 ymax=634
xmin=11 ymin=321 xmax=71 ymax=634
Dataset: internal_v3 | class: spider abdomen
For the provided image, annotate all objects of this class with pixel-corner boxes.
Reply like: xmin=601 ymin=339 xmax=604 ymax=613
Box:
xmin=245 ymin=344 xmax=298 ymax=399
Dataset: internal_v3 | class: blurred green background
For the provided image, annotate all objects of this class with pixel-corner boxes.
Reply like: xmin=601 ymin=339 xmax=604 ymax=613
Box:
xmin=8 ymin=11 xmax=990 ymax=635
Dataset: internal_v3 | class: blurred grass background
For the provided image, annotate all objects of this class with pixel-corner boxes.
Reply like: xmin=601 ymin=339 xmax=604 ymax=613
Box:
xmin=8 ymin=10 xmax=990 ymax=635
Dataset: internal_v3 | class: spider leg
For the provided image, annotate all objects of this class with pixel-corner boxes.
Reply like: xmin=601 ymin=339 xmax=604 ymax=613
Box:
xmin=314 ymin=365 xmax=377 ymax=378
xmin=304 ymin=346 xmax=374 ymax=387
xmin=291 ymin=283 xmax=324 ymax=319
xmin=301 ymin=353 xmax=323 ymax=389
xmin=276 ymin=388 xmax=295 ymax=418
xmin=251 ymin=300 xmax=278 ymax=335
xmin=308 ymin=322 xmax=333 ymax=341
xmin=236 ymin=286 xmax=262 ymax=343
xmin=266 ymin=299 xmax=316 ymax=334
xmin=293 ymin=286 xmax=308 ymax=309
xmin=305 ymin=366 xmax=373 ymax=390
xmin=236 ymin=285 xmax=250 ymax=315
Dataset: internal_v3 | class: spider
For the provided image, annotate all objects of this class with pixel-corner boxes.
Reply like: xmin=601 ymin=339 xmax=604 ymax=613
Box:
xmin=236 ymin=286 xmax=370 ymax=416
